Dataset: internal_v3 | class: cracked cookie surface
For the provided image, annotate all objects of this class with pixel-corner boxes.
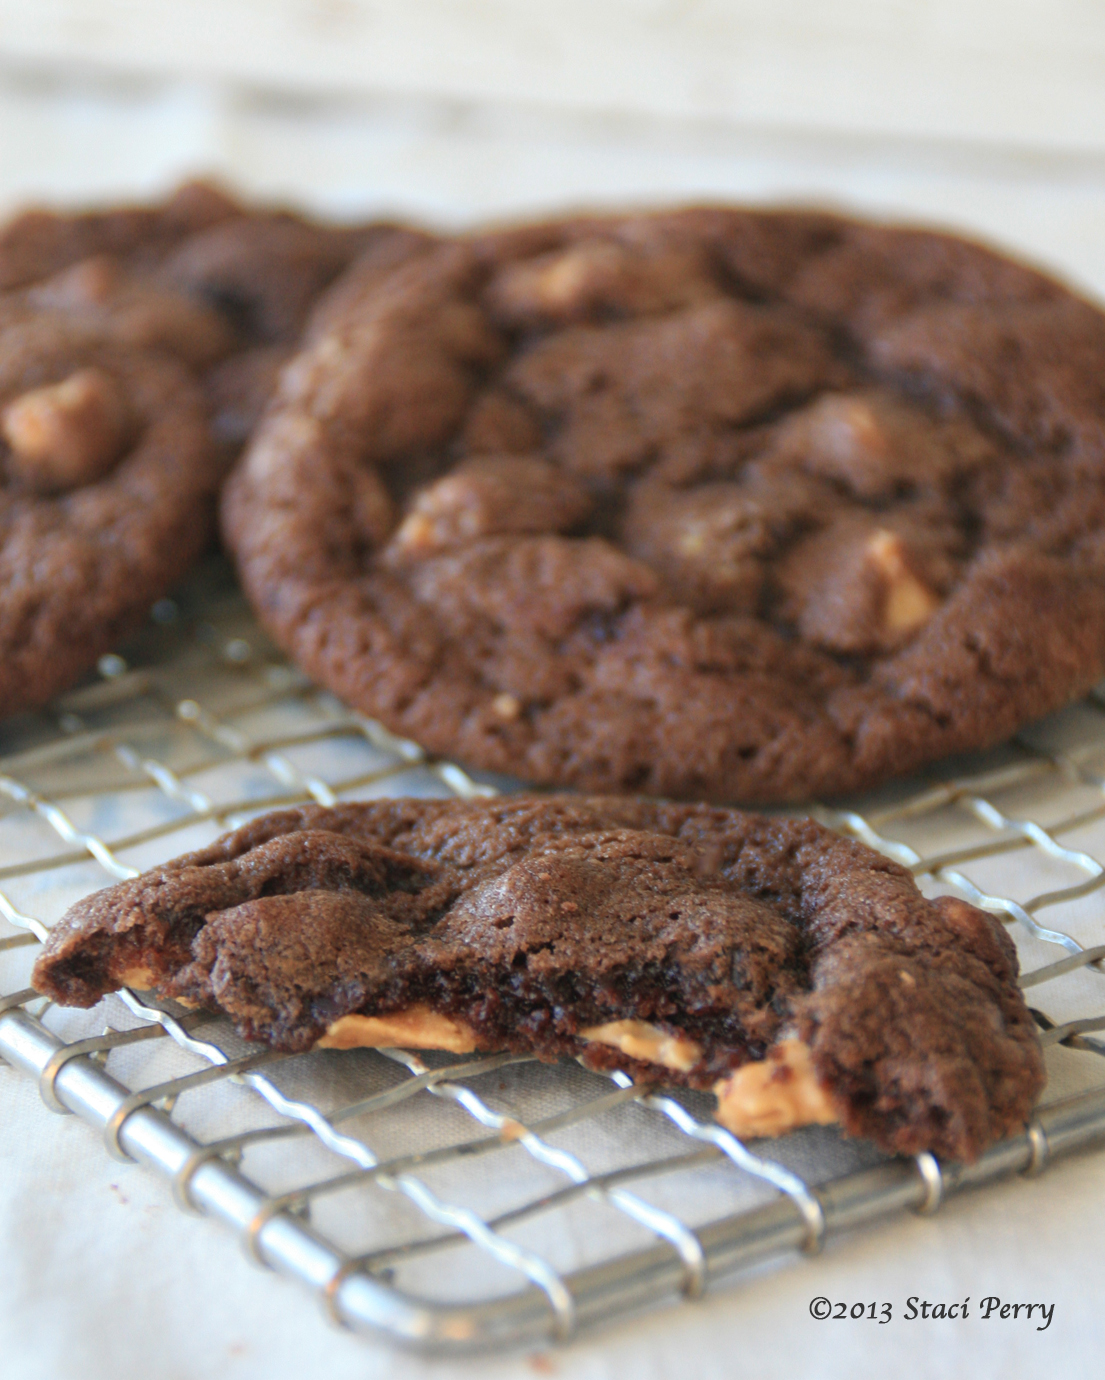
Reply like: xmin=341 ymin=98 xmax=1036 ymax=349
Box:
xmin=32 ymin=795 xmax=1045 ymax=1161
xmin=223 ymin=207 xmax=1105 ymax=802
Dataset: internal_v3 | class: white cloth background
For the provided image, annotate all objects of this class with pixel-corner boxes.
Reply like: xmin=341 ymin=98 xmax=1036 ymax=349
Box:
xmin=3 ymin=5 xmax=1105 ymax=1375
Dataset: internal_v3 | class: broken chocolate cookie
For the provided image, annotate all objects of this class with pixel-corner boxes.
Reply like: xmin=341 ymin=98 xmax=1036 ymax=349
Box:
xmin=32 ymin=795 xmax=1045 ymax=1162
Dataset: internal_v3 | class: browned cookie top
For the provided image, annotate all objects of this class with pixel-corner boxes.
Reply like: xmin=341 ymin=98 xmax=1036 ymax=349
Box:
xmin=223 ymin=208 xmax=1105 ymax=803
xmin=0 ymin=312 xmax=219 ymax=716
xmin=32 ymin=794 xmax=1045 ymax=1161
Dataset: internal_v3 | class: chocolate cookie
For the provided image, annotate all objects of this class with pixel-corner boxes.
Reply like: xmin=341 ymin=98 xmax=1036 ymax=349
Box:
xmin=0 ymin=312 xmax=219 ymax=715
xmin=222 ymin=208 xmax=1105 ymax=803
xmin=0 ymin=180 xmax=240 ymax=291
xmin=32 ymin=795 xmax=1045 ymax=1162
xmin=1 ymin=182 xmax=431 ymax=447
xmin=0 ymin=179 xmax=380 ymax=343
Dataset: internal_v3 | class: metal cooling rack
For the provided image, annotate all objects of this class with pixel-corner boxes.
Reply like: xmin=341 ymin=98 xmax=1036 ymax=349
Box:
xmin=3 ymin=557 xmax=1105 ymax=1355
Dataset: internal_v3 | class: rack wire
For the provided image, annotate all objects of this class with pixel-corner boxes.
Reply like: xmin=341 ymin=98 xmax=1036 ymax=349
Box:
xmin=2 ymin=557 xmax=1105 ymax=1355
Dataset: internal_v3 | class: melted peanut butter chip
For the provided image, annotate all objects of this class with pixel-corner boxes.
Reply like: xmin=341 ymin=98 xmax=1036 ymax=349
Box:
xmin=2 ymin=367 xmax=131 ymax=494
xmin=316 ymin=1004 xmax=480 ymax=1054
xmin=115 ymin=963 xmax=159 ymax=991
xmin=580 ymin=1018 xmax=703 ymax=1072
xmin=713 ymin=1039 xmax=838 ymax=1139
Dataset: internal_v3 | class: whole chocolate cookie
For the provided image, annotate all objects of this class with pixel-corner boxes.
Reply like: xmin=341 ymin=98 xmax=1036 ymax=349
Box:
xmin=0 ymin=313 xmax=219 ymax=715
xmin=32 ymin=795 xmax=1044 ymax=1162
xmin=223 ymin=208 xmax=1105 ymax=803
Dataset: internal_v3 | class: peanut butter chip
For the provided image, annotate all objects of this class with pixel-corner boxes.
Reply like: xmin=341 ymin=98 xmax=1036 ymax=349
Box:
xmin=2 ymin=367 xmax=131 ymax=494
xmin=535 ymin=244 xmax=620 ymax=309
xmin=393 ymin=510 xmax=438 ymax=554
xmin=832 ymin=398 xmax=885 ymax=455
xmin=492 ymin=692 xmax=522 ymax=720
xmin=866 ymin=529 xmax=942 ymax=638
xmin=389 ymin=456 xmax=594 ymax=560
xmin=498 ymin=243 xmax=623 ymax=318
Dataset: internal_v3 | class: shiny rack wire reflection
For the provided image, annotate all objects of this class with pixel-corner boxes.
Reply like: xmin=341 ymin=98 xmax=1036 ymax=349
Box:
xmin=1 ymin=558 xmax=1105 ymax=1354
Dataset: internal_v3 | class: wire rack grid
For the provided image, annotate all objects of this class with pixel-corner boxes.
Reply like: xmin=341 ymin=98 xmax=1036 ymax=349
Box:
xmin=2 ymin=557 xmax=1105 ymax=1356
